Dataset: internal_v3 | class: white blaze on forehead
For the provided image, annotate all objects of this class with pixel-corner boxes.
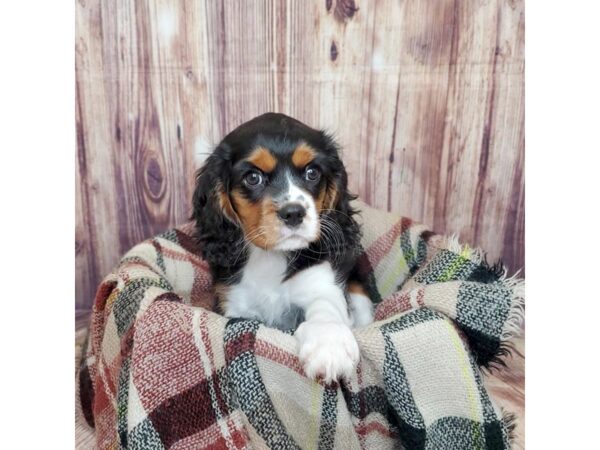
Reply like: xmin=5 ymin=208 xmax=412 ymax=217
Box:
xmin=285 ymin=177 xmax=310 ymax=207
xmin=272 ymin=175 xmax=319 ymax=251
xmin=282 ymin=174 xmax=316 ymax=214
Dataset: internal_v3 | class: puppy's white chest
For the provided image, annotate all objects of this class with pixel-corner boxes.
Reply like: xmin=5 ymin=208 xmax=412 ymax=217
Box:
xmin=225 ymin=246 xmax=296 ymax=327
xmin=241 ymin=245 xmax=287 ymax=288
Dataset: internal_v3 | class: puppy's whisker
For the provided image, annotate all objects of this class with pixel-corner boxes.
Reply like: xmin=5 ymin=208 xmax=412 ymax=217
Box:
xmin=320 ymin=208 xmax=354 ymax=222
xmin=317 ymin=229 xmax=338 ymax=265
xmin=320 ymin=217 xmax=342 ymax=249
xmin=319 ymin=218 xmax=345 ymax=266
xmin=288 ymin=250 xmax=302 ymax=267
xmin=230 ymin=228 xmax=267 ymax=267
xmin=221 ymin=227 xmax=269 ymax=284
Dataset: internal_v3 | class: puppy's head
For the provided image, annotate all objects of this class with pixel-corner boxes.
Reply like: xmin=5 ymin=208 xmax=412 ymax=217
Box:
xmin=193 ymin=113 xmax=351 ymax=252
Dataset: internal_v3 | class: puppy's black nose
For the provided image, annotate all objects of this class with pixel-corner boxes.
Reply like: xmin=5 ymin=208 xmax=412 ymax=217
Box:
xmin=277 ymin=204 xmax=306 ymax=227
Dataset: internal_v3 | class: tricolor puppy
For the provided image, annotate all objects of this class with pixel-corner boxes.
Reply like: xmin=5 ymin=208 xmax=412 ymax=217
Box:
xmin=192 ymin=113 xmax=373 ymax=383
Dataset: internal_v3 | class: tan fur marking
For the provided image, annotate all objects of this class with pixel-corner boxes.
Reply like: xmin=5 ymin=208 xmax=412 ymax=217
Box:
xmin=214 ymin=283 xmax=230 ymax=314
xmin=316 ymin=182 xmax=339 ymax=213
xmin=347 ymin=281 xmax=367 ymax=297
xmin=316 ymin=186 xmax=326 ymax=212
xmin=291 ymin=143 xmax=316 ymax=169
xmin=218 ymin=184 xmax=238 ymax=223
xmin=247 ymin=147 xmax=277 ymax=173
xmin=231 ymin=189 xmax=280 ymax=249
xmin=326 ymin=184 xmax=339 ymax=210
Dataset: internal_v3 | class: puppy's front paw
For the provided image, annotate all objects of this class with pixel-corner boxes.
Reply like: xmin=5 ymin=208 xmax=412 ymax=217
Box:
xmin=294 ymin=321 xmax=359 ymax=383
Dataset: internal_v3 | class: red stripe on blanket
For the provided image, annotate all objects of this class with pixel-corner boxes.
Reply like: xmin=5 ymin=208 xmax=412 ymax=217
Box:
xmin=210 ymin=374 xmax=229 ymax=419
xmin=198 ymin=310 xmax=217 ymax=368
xmin=93 ymin=374 xmax=112 ymax=419
xmin=254 ymin=339 xmax=304 ymax=375
xmin=254 ymin=340 xmax=340 ymax=389
xmin=356 ymin=420 xmax=397 ymax=438
xmin=417 ymin=288 xmax=425 ymax=307
xmin=225 ymin=331 xmax=256 ymax=360
xmin=254 ymin=339 xmax=353 ymax=391
xmin=159 ymin=243 xmax=210 ymax=272
xmin=93 ymin=374 xmax=120 ymax=450
xmin=191 ymin=269 xmax=214 ymax=307
xmin=90 ymin=279 xmax=118 ymax=357
xmin=148 ymin=378 xmax=220 ymax=448
xmin=133 ymin=302 xmax=206 ymax=411
xmin=94 ymin=405 xmax=118 ymax=450
xmin=154 ymin=239 xmax=214 ymax=302
xmin=170 ymin=421 xmax=248 ymax=450
xmin=226 ymin=420 xmax=249 ymax=449
xmin=203 ymin=427 xmax=248 ymax=450
xmin=364 ymin=218 xmax=412 ymax=269
xmin=175 ymin=228 xmax=203 ymax=255
xmin=120 ymin=324 xmax=136 ymax=360
xmin=374 ymin=291 xmax=413 ymax=321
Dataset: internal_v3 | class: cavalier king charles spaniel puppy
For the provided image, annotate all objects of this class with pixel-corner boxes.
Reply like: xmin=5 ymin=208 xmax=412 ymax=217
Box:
xmin=192 ymin=113 xmax=373 ymax=382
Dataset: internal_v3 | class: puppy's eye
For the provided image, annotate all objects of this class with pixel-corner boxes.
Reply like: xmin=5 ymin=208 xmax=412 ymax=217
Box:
xmin=304 ymin=165 xmax=321 ymax=182
xmin=243 ymin=171 xmax=264 ymax=188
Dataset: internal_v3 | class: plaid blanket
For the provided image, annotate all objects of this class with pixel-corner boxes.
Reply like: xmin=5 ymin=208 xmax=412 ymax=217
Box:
xmin=79 ymin=201 xmax=524 ymax=449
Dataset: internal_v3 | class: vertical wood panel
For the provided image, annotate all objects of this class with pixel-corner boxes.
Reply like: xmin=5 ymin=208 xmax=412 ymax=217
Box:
xmin=76 ymin=0 xmax=120 ymax=315
xmin=76 ymin=0 xmax=525 ymax=316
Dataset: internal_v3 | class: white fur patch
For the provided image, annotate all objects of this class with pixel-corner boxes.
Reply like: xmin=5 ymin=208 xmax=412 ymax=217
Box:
xmin=225 ymin=246 xmax=296 ymax=329
xmin=224 ymin=257 xmax=361 ymax=381
xmin=294 ymin=320 xmax=359 ymax=383
xmin=272 ymin=177 xmax=319 ymax=251
xmin=348 ymin=292 xmax=374 ymax=328
xmin=285 ymin=179 xmax=306 ymax=202
xmin=288 ymin=262 xmax=359 ymax=382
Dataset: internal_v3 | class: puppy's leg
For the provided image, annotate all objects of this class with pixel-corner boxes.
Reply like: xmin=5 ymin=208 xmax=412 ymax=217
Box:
xmin=287 ymin=262 xmax=359 ymax=383
xmin=347 ymin=281 xmax=374 ymax=328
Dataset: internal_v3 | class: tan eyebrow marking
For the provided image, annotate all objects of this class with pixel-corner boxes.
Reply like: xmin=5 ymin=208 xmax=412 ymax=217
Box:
xmin=246 ymin=146 xmax=277 ymax=173
xmin=291 ymin=143 xmax=316 ymax=169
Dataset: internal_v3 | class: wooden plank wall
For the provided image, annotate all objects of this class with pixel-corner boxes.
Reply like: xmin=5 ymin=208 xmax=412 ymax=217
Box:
xmin=76 ymin=0 xmax=524 ymax=319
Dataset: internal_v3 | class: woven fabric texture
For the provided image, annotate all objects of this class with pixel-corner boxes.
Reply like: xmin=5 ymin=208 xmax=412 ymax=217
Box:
xmin=79 ymin=201 xmax=524 ymax=449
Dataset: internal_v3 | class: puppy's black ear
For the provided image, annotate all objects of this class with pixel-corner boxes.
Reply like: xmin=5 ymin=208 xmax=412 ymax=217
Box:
xmin=192 ymin=144 xmax=243 ymax=266
xmin=318 ymin=132 xmax=362 ymax=260
xmin=320 ymin=132 xmax=357 ymax=217
xmin=192 ymin=144 xmax=237 ymax=223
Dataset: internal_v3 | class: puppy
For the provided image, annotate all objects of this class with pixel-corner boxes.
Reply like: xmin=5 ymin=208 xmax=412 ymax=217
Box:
xmin=192 ymin=113 xmax=373 ymax=382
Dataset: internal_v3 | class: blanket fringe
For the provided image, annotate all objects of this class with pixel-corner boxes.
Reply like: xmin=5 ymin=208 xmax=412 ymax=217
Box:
xmin=502 ymin=409 xmax=518 ymax=444
xmin=443 ymin=234 xmax=525 ymax=341
xmin=443 ymin=234 xmax=486 ymax=265
xmin=501 ymin=271 xmax=525 ymax=341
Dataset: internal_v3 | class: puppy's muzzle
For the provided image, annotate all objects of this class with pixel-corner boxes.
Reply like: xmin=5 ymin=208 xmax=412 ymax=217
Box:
xmin=277 ymin=203 xmax=306 ymax=228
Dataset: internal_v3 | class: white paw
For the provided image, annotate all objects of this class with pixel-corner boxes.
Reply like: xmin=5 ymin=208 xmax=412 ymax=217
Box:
xmin=294 ymin=321 xmax=360 ymax=383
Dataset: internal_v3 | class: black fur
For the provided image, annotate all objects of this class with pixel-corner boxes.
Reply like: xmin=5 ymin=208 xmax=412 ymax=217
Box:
xmin=192 ymin=142 xmax=247 ymax=285
xmin=191 ymin=113 xmax=365 ymax=309
xmin=283 ymin=135 xmax=362 ymax=281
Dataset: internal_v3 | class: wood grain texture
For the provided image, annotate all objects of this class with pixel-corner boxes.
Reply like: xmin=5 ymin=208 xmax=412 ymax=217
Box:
xmin=76 ymin=0 xmax=524 ymax=315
